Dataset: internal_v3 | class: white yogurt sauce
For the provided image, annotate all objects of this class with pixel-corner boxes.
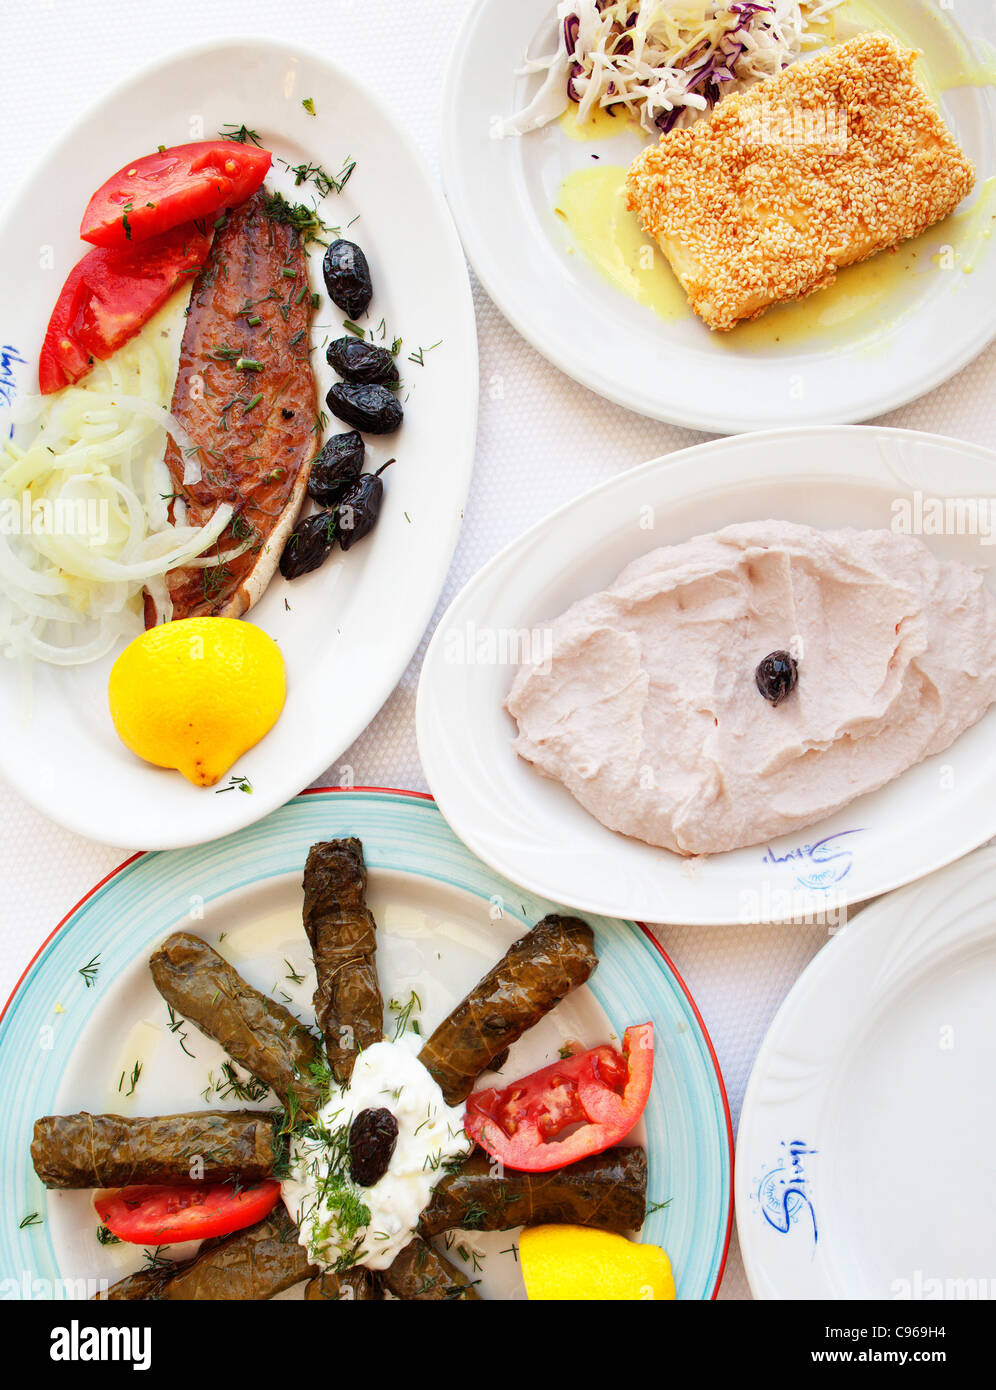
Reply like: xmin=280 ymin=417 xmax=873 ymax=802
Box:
xmin=281 ymin=1036 xmax=470 ymax=1273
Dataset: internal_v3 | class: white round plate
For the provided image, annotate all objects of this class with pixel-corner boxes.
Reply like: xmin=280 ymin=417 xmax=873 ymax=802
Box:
xmin=416 ymin=426 xmax=996 ymax=926
xmin=0 ymin=38 xmax=477 ymax=851
xmin=441 ymin=0 xmax=996 ymax=432
xmin=736 ymin=847 xmax=996 ymax=1300
xmin=0 ymin=790 xmax=733 ymax=1301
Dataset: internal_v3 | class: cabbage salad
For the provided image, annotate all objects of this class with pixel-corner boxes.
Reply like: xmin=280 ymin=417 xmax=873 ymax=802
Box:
xmin=498 ymin=0 xmax=845 ymax=136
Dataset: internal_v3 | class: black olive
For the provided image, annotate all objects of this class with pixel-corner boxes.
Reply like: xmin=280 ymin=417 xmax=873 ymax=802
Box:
xmin=323 ymin=239 xmax=373 ymax=319
xmin=327 ymin=336 xmax=400 ymax=386
xmin=755 ymin=650 xmax=799 ymax=706
xmin=279 ymin=512 xmax=338 ymax=580
xmin=281 ymin=408 xmax=295 ymax=420
xmin=337 ymin=461 xmax=394 ymax=551
xmin=349 ymin=1107 xmax=399 ymax=1188
xmin=307 ymin=431 xmax=365 ymax=507
xmin=327 ymin=382 xmax=403 ymax=435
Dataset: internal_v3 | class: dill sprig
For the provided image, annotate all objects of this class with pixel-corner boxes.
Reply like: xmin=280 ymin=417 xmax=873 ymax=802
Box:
xmin=166 ymin=1004 xmax=195 ymax=1058
xmin=408 ymin=340 xmax=443 ymax=367
xmin=142 ymin=1247 xmax=177 ymax=1273
xmin=118 ymin=1060 xmax=142 ymax=1097
xmin=389 ymin=989 xmax=422 ymax=1041
xmin=79 ymin=955 xmax=101 ymax=988
xmin=209 ymin=1061 xmax=270 ymax=1104
xmin=215 ymin=773 xmax=254 ymax=796
xmin=219 ymin=123 xmax=263 ymax=146
xmin=261 ymin=191 xmax=332 ymax=247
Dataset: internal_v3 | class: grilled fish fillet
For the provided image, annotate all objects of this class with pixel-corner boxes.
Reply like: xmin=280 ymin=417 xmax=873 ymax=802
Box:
xmin=147 ymin=190 xmax=318 ymax=624
xmin=626 ymin=33 xmax=976 ymax=332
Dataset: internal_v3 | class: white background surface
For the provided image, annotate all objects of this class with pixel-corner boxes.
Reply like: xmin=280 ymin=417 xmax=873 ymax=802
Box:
xmin=1 ymin=0 xmax=994 ymax=1300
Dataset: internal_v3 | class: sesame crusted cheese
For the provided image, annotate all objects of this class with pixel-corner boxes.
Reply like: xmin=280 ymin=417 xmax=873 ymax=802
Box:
xmin=625 ymin=33 xmax=976 ymax=331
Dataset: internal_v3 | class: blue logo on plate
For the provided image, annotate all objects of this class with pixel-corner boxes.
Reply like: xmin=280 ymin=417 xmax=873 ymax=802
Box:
xmin=0 ymin=345 xmax=25 ymax=411
xmin=761 ymin=829 xmax=865 ymax=891
xmin=756 ymin=1140 xmax=818 ymax=1248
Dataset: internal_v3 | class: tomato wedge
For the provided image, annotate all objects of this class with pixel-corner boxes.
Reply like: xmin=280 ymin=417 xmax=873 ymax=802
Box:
xmin=38 ymin=221 xmax=212 ymax=394
xmin=81 ymin=140 xmax=272 ymax=248
xmin=95 ymin=1180 xmax=281 ymax=1245
xmin=464 ymin=1023 xmax=654 ymax=1173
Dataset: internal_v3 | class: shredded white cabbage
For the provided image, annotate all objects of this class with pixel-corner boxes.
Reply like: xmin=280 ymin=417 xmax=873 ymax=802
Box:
xmin=497 ymin=0 xmax=845 ymax=137
xmin=0 ymin=308 xmax=232 ymax=675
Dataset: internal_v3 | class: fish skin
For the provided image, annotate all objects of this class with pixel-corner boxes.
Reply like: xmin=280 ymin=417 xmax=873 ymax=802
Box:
xmin=147 ymin=190 xmax=318 ymax=624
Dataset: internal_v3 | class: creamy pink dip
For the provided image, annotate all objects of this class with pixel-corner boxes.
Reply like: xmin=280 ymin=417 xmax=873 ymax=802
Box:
xmin=506 ymin=521 xmax=996 ymax=856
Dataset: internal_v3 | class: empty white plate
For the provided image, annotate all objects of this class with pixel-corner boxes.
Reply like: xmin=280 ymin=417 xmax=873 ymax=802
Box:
xmin=737 ymin=847 xmax=996 ymax=1299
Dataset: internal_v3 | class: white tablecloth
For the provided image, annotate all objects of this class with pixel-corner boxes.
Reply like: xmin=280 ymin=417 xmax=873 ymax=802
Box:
xmin=1 ymin=0 xmax=994 ymax=1300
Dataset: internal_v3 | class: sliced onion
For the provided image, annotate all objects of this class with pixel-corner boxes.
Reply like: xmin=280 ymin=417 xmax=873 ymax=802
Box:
xmin=0 ymin=310 xmax=234 ymax=678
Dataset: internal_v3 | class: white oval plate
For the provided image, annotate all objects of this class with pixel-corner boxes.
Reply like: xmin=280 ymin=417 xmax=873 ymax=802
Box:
xmin=0 ymin=38 xmax=477 ymax=851
xmin=416 ymin=426 xmax=996 ymax=926
xmin=441 ymin=0 xmax=996 ymax=432
xmin=736 ymin=847 xmax=996 ymax=1299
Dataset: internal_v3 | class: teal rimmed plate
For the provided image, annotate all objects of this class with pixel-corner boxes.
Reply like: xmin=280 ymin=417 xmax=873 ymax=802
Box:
xmin=0 ymin=788 xmax=732 ymax=1300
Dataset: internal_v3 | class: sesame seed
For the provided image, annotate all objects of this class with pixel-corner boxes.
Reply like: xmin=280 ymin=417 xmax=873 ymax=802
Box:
xmin=626 ymin=34 xmax=975 ymax=332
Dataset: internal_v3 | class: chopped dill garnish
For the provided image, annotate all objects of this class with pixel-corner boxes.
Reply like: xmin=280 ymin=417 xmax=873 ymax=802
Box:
xmin=456 ymin=1244 xmax=485 ymax=1273
xmin=219 ymin=123 xmax=263 ymax=146
xmin=215 ymin=773 xmax=254 ymax=795
xmin=408 ymin=340 xmax=443 ymax=367
xmin=209 ymin=1061 xmax=269 ymax=1104
xmin=302 ymin=97 xmax=316 ymax=116
xmin=201 ymin=562 xmax=232 ymax=600
xmin=119 ymin=1060 xmax=142 ymax=1097
xmin=389 ymin=990 xmax=422 ymax=1041
xmin=96 ymin=1224 xmax=120 ymax=1246
xmin=166 ymin=1004 xmax=195 ymax=1058
xmin=261 ymin=190 xmax=331 ymax=246
xmin=142 ymin=1247 xmax=177 ymax=1273
xmin=19 ymin=1212 xmax=42 ymax=1230
xmin=78 ymin=955 xmax=101 ymax=988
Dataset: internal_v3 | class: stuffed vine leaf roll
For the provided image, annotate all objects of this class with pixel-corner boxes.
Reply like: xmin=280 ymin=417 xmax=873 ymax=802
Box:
xmin=418 ymin=1146 xmax=647 ymax=1237
xmin=302 ymin=839 xmax=384 ymax=1084
xmin=305 ymin=1269 xmax=381 ymax=1301
xmin=382 ymin=1237 xmax=480 ymax=1301
xmin=92 ymin=1266 xmax=183 ymax=1301
xmin=31 ymin=1110 xmax=279 ymax=1189
xmin=418 ymin=915 xmax=598 ymax=1105
xmin=160 ymin=1206 xmax=316 ymax=1300
xmin=149 ymin=932 xmax=325 ymax=1114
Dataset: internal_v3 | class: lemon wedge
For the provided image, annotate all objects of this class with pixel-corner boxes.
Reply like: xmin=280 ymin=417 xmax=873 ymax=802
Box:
xmin=520 ymin=1225 xmax=676 ymax=1301
xmin=108 ymin=617 xmax=285 ymax=787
